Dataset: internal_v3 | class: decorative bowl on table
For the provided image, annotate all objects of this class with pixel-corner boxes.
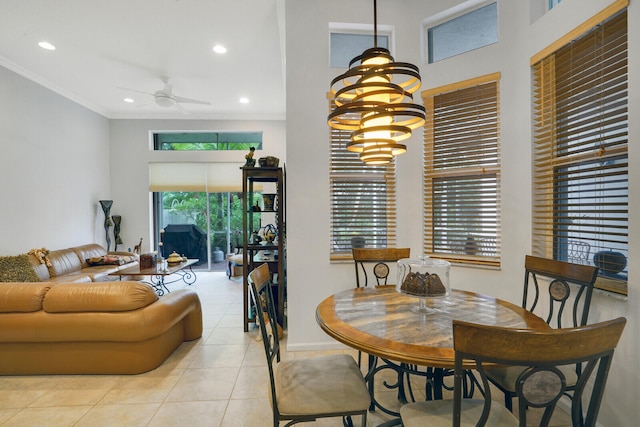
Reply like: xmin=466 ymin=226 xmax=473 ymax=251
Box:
xmin=166 ymin=251 xmax=184 ymax=264
xmin=397 ymin=256 xmax=451 ymax=314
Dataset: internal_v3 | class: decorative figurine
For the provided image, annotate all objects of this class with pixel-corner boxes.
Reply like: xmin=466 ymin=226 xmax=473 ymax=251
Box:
xmin=133 ymin=238 xmax=143 ymax=254
xmin=244 ymin=147 xmax=256 ymax=167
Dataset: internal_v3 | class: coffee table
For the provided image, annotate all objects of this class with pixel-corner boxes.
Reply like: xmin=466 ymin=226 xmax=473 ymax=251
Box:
xmin=109 ymin=259 xmax=198 ymax=296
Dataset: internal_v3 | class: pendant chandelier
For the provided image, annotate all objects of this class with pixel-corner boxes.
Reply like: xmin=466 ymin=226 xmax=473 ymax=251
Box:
xmin=328 ymin=0 xmax=426 ymax=165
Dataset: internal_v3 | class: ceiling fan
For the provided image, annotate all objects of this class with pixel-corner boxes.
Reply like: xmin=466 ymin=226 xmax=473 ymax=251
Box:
xmin=119 ymin=78 xmax=210 ymax=109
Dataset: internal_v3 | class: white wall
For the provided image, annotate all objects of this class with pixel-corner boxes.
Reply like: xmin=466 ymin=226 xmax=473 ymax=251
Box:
xmin=0 ymin=65 xmax=111 ymax=254
xmin=285 ymin=0 xmax=639 ymax=425
xmin=108 ymin=119 xmax=286 ymax=253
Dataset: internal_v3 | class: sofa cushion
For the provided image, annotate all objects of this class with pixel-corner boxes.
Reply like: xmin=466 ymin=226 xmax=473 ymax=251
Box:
xmin=0 ymin=254 xmax=42 ymax=282
xmin=0 ymin=283 xmax=51 ymax=312
xmin=47 ymin=249 xmax=82 ymax=277
xmin=72 ymin=244 xmax=107 ymax=268
xmin=27 ymin=253 xmax=51 ymax=281
xmin=43 ymin=281 xmax=158 ymax=313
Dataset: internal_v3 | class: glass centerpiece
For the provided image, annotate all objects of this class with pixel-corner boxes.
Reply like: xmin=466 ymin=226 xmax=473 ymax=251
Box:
xmin=397 ymin=256 xmax=451 ymax=314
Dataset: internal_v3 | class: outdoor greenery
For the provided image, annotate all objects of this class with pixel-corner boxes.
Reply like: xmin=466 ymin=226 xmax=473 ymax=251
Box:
xmin=162 ymin=191 xmax=261 ymax=252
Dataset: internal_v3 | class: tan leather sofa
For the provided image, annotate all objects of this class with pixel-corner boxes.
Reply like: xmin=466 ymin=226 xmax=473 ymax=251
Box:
xmin=0 ymin=280 xmax=202 ymax=375
xmin=28 ymin=243 xmax=139 ymax=283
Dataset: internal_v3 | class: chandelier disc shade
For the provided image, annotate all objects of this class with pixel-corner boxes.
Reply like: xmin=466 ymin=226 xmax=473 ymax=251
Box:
xmin=328 ymin=44 xmax=426 ymax=164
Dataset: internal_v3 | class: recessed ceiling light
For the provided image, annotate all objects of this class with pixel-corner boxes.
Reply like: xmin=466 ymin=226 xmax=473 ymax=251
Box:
xmin=123 ymin=98 xmax=135 ymax=103
xmin=239 ymin=97 xmax=250 ymax=104
xmin=38 ymin=41 xmax=56 ymax=51
xmin=213 ymin=44 xmax=227 ymax=54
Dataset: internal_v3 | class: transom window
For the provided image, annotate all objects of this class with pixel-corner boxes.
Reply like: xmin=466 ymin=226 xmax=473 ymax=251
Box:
xmin=154 ymin=132 xmax=262 ymax=151
xmin=425 ymin=2 xmax=498 ymax=64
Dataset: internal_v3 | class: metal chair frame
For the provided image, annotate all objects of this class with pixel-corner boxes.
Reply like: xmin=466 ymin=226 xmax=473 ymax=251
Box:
xmin=249 ymin=263 xmax=369 ymax=427
xmin=489 ymin=255 xmax=599 ymax=411
xmin=400 ymin=318 xmax=626 ymax=427
xmin=352 ymin=248 xmax=411 ymax=287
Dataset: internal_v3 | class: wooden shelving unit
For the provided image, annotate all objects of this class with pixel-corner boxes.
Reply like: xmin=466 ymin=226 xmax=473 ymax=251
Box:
xmin=242 ymin=166 xmax=286 ymax=332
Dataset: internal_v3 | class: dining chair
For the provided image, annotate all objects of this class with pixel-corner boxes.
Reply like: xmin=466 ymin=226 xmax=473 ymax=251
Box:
xmin=400 ymin=317 xmax=626 ymax=427
xmin=248 ymin=263 xmax=370 ymax=427
xmin=351 ymin=247 xmax=411 ymax=408
xmin=352 ymin=247 xmax=411 ymax=287
xmin=486 ymin=255 xmax=599 ymax=411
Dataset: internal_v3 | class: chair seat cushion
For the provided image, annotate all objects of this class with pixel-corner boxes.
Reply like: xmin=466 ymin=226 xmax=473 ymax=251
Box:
xmin=400 ymin=399 xmax=519 ymax=427
xmin=275 ymin=354 xmax=370 ymax=417
xmin=229 ymin=254 xmax=244 ymax=265
xmin=486 ymin=364 xmax=578 ymax=391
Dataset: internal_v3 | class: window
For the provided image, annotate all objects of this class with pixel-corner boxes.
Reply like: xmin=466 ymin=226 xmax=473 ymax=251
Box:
xmin=426 ymin=2 xmax=497 ymax=64
xmin=329 ymin=100 xmax=397 ymax=259
xmin=154 ymin=132 xmax=262 ymax=151
xmin=149 ymin=162 xmax=251 ymax=271
xmin=531 ymin=4 xmax=628 ymax=295
xmin=422 ymin=73 xmax=501 ymax=267
xmin=330 ymin=33 xmax=389 ymax=68
xmin=549 ymin=0 xmax=562 ymax=11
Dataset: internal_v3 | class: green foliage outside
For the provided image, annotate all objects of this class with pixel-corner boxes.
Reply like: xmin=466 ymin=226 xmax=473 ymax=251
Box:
xmin=162 ymin=191 xmax=261 ymax=252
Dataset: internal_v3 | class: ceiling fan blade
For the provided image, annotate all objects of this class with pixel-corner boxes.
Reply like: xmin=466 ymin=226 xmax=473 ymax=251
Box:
xmin=173 ymin=95 xmax=211 ymax=105
xmin=116 ymin=86 xmax=154 ymax=97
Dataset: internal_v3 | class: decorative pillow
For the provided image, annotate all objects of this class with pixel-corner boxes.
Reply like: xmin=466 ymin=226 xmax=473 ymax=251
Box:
xmin=86 ymin=255 xmax=136 ymax=266
xmin=0 ymin=254 xmax=42 ymax=282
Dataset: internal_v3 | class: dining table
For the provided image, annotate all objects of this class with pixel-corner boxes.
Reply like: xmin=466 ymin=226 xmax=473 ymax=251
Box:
xmin=315 ymin=285 xmax=549 ymax=423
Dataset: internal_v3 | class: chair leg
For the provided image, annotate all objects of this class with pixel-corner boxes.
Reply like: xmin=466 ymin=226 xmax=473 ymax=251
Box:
xmin=505 ymin=393 xmax=513 ymax=412
xmin=368 ymin=354 xmax=376 ymax=411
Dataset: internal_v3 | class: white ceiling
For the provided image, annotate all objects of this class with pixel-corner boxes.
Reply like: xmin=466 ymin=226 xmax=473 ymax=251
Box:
xmin=0 ymin=0 xmax=286 ymax=120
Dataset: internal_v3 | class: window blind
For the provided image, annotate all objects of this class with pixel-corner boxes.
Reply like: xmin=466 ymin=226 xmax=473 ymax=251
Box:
xmin=329 ymin=99 xmax=397 ymax=260
xmin=422 ymin=73 xmax=501 ymax=266
xmin=531 ymin=6 xmax=628 ymax=295
xmin=148 ymin=162 xmax=251 ymax=192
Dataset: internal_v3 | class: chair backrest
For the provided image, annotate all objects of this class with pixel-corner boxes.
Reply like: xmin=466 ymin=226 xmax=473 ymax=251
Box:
xmin=248 ymin=263 xmax=281 ymax=415
xmin=352 ymin=248 xmax=410 ymax=287
xmin=523 ymin=255 xmax=598 ymax=329
xmin=452 ymin=317 xmax=626 ymax=427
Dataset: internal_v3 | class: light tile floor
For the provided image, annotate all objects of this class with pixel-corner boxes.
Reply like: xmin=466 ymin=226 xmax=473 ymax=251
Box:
xmin=0 ymin=273 xmax=569 ymax=426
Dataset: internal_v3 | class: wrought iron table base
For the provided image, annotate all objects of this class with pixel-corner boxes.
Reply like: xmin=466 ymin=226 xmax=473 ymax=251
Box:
xmin=366 ymin=358 xmax=478 ymax=426
xmin=144 ymin=266 xmax=197 ymax=296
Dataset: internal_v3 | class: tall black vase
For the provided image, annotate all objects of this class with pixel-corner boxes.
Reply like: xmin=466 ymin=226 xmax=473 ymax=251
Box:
xmin=99 ymin=200 xmax=113 ymax=251
xmin=112 ymin=215 xmax=122 ymax=251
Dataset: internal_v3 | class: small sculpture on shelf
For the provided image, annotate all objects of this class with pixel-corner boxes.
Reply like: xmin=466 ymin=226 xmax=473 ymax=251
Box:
xmin=244 ymin=147 xmax=256 ymax=167
xmin=133 ymin=238 xmax=143 ymax=255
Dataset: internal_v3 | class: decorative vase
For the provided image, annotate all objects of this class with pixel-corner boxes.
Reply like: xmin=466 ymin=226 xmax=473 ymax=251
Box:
xmin=112 ymin=215 xmax=122 ymax=251
xmin=99 ymin=200 xmax=113 ymax=251
xmin=593 ymin=251 xmax=627 ymax=275
xmin=262 ymin=194 xmax=276 ymax=211
xmin=464 ymin=236 xmax=479 ymax=255
xmin=351 ymin=236 xmax=365 ymax=248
